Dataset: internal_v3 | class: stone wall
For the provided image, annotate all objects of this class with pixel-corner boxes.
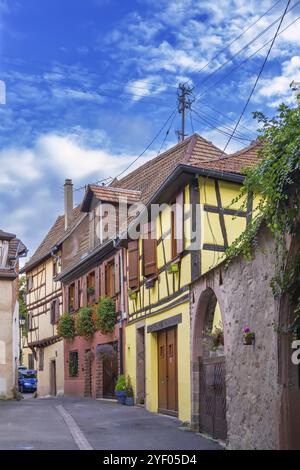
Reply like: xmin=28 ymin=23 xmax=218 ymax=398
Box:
xmin=191 ymin=227 xmax=283 ymax=449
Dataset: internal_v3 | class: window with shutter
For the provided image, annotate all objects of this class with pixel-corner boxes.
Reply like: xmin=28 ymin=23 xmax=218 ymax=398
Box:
xmin=28 ymin=311 xmax=33 ymax=331
xmin=39 ymin=348 xmax=44 ymax=371
xmin=105 ymin=261 xmax=115 ymax=297
xmin=171 ymin=191 xmax=184 ymax=259
xmin=50 ymin=301 xmax=55 ymax=325
xmin=68 ymin=283 xmax=75 ymax=313
xmin=142 ymin=222 xmax=157 ymax=278
xmin=114 ymin=253 xmax=120 ymax=295
xmin=128 ymin=240 xmax=139 ymax=290
xmin=54 ymin=299 xmax=60 ymax=324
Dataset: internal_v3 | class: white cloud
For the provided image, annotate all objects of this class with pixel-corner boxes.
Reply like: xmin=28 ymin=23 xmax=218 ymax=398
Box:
xmin=257 ymin=56 xmax=300 ymax=107
xmin=125 ymin=76 xmax=167 ymax=102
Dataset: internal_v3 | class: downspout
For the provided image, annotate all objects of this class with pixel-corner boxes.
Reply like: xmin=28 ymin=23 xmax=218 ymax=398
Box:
xmin=119 ymin=247 xmax=126 ymax=375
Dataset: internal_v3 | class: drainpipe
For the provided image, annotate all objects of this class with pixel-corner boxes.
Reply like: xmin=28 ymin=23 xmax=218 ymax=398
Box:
xmin=119 ymin=247 xmax=126 ymax=375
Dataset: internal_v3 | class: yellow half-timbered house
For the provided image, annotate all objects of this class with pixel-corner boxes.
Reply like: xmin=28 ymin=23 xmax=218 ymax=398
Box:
xmin=115 ymin=135 xmax=260 ymax=422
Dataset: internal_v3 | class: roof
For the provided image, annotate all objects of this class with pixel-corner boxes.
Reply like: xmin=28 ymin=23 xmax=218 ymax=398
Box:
xmin=198 ymin=140 xmax=261 ymax=174
xmin=111 ymin=133 xmax=224 ymax=203
xmin=22 ymin=205 xmax=83 ymax=273
xmin=0 ymin=230 xmax=27 ymax=280
xmin=81 ymin=185 xmax=142 ymax=212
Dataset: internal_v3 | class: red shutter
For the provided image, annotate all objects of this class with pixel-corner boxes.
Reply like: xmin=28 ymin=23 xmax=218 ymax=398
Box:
xmin=100 ymin=263 xmax=106 ymax=298
xmin=74 ymin=281 xmax=79 ymax=311
xmin=175 ymin=191 xmax=184 ymax=254
xmin=50 ymin=301 xmax=54 ymax=325
xmin=82 ymin=275 xmax=87 ymax=307
xmin=114 ymin=254 xmax=120 ymax=295
xmin=64 ymin=286 xmax=69 ymax=313
xmin=142 ymin=222 xmax=157 ymax=277
xmin=128 ymin=240 xmax=139 ymax=290
xmin=95 ymin=267 xmax=100 ymax=300
xmin=55 ymin=299 xmax=60 ymax=323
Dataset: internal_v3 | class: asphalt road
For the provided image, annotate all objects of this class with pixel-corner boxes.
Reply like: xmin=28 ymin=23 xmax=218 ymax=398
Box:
xmin=0 ymin=396 xmax=222 ymax=450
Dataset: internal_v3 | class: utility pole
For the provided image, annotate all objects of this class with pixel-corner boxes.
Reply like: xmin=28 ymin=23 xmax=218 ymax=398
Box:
xmin=290 ymin=80 xmax=300 ymax=105
xmin=176 ymin=83 xmax=194 ymax=142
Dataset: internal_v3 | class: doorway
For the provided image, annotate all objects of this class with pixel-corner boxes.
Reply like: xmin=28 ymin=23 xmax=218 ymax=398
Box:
xmin=50 ymin=360 xmax=57 ymax=396
xmin=103 ymin=342 xmax=118 ymax=398
xmin=157 ymin=327 xmax=178 ymax=416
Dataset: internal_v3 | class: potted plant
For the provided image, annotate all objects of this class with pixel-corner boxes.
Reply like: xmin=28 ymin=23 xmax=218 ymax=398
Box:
xmin=115 ymin=375 xmax=126 ymax=405
xmin=243 ymin=327 xmax=255 ymax=345
xmin=125 ymin=376 xmax=134 ymax=406
xmin=128 ymin=289 xmax=138 ymax=301
xmin=57 ymin=312 xmax=75 ymax=340
xmin=168 ymin=262 xmax=179 ymax=274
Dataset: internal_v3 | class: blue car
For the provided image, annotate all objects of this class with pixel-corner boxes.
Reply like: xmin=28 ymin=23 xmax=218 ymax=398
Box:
xmin=18 ymin=369 xmax=37 ymax=393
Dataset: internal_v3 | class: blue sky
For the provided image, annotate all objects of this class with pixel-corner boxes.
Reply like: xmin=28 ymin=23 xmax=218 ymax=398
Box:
xmin=0 ymin=0 xmax=300 ymax=260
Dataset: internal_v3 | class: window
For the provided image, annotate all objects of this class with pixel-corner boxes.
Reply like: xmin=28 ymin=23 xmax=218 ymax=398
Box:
xmin=27 ymin=275 xmax=33 ymax=293
xmin=28 ymin=312 xmax=33 ymax=331
xmin=69 ymin=351 xmax=79 ymax=377
xmin=28 ymin=353 xmax=34 ymax=370
xmin=128 ymin=240 xmax=139 ymax=290
xmin=171 ymin=192 xmax=184 ymax=260
xmin=105 ymin=261 xmax=115 ymax=297
xmin=38 ymin=348 xmax=44 ymax=371
xmin=68 ymin=283 xmax=75 ymax=313
xmin=142 ymin=222 xmax=157 ymax=278
xmin=53 ymin=258 xmax=59 ymax=277
xmin=50 ymin=299 xmax=60 ymax=325
xmin=87 ymin=271 xmax=96 ymax=304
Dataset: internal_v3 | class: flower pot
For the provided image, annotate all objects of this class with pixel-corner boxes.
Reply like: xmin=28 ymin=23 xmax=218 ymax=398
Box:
xmin=125 ymin=396 xmax=134 ymax=406
xmin=244 ymin=334 xmax=255 ymax=345
xmin=129 ymin=291 xmax=137 ymax=300
xmin=168 ymin=262 xmax=179 ymax=274
xmin=115 ymin=390 xmax=126 ymax=405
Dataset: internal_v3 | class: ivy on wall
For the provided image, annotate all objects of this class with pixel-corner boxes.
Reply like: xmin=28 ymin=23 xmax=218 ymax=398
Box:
xmin=225 ymin=104 xmax=300 ymax=334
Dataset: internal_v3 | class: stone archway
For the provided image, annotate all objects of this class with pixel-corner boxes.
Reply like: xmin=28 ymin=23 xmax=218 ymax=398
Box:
xmin=191 ymin=284 xmax=227 ymax=441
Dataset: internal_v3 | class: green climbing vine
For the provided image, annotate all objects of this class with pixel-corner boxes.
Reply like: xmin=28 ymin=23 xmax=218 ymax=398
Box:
xmin=225 ymin=103 xmax=300 ymax=334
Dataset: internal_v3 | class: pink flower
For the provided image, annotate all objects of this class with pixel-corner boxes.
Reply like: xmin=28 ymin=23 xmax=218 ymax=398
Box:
xmin=244 ymin=327 xmax=250 ymax=333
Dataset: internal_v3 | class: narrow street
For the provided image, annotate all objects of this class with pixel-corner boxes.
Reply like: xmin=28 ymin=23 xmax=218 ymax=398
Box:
xmin=0 ymin=397 xmax=221 ymax=451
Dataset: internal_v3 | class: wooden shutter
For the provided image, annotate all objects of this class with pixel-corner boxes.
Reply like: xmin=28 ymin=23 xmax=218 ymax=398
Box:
xmin=55 ymin=299 xmax=60 ymax=323
xmin=64 ymin=285 xmax=69 ymax=313
xmin=100 ymin=263 xmax=106 ymax=297
xmin=50 ymin=301 xmax=55 ymax=325
xmin=142 ymin=222 xmax=157 ymax=277
xmin=95 ymin=267 xmax=100 ymax=299
xmin=175 ymin=191 xmax=184 ymax=254
xmin=74 ymin=281 xmax=79 ymax=311
xmin=128 ymin=240 xmax=139 ymax=290
xmin=114 ymin=254 xmax=120 ymax=295
xmin=28 ymin=311 xmax=33 ymax=331
xmin=82 ymin=275 xmax=87 ymax=307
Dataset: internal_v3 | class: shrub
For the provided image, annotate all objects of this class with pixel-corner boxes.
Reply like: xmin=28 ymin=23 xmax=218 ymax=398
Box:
xmin=57 ymin=312 xmax=75 ymax=340
xmin=115 ymin=375 xmax=126 ymax=391
xmin=95 ymin=296 xmax=116 ymax=334
xmin=75 ymin=307 xmax=95 ymax=337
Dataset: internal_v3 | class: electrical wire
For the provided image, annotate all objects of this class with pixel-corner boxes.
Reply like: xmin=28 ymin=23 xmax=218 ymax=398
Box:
xmin=114 ymin=107 xmax=177 ymax=180
xmin=194 ymin=12 xmax=300 ymax=102
xmin=157 ymin=109 xmax=177 ymax=156
xmin=222 ymin=0 xmax=292 ymax=153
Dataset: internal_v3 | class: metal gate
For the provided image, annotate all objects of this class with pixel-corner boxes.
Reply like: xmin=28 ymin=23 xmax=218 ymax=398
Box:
xmin=199 ymin=356 xmax=227 ymax=441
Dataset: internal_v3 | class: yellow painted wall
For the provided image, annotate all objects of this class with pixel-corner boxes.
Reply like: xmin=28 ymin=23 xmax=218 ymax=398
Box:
xmin=125 ymin=300 xmax=191 ymax=423
xmin=37 ymin=340 xmax=64 ymax=396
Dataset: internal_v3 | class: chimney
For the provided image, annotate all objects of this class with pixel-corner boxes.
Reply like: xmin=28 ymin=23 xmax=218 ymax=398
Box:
xmin=64 ymin=179 xmax=73 ymax=230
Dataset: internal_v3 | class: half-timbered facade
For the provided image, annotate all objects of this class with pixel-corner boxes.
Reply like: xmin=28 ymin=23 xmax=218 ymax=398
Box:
xmin=0 ymin=229 xmax=27 ymax=398
xmin=55 ymin=185 xmax=141 ymax=398
xmin=119 ymin=137 xmax=260 ymax=423
xmin=21 ymin=180 xmax=83 ymax=396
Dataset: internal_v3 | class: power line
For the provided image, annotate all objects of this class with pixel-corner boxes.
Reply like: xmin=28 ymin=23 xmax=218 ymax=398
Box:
xmin=194 ymin=12 xmax=300 ymax=101
xmin=194 ymin=0 xmax=300 ymax=102
xmin=222 ymin=0 xmax=292 ymax=153
xmin=191 ymin=107 xmax=253 ymax=141
xmin=114 ymin=108 xmax=177 ymax=180
xmin=157 ymin=110 xmax=177 ymax=156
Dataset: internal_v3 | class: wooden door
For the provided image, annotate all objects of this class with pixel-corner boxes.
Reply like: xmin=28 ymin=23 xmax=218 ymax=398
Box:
xmin=103 ymin=343 xmax=118 ymax=398
xmin=50 ymin=360 xmax=57 ymax=396
xmin=158 ymin=327 xmax=178 ymax=416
